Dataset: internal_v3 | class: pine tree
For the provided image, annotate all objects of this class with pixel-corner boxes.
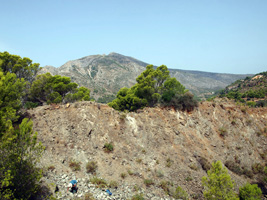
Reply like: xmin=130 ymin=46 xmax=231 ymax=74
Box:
xmin=202 ymin=160 xmax=239 ymax=200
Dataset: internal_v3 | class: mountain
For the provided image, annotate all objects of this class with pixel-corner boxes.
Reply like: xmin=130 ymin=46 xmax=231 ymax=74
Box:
xmin=41 ymin=53 xmax=252 ymax=102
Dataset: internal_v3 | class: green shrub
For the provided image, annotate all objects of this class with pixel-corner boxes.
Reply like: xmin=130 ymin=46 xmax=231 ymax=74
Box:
xmin=104 ymin=143 xmax=114 ymax=153
xmin=202 ymin=161 xmax=239 ymax=200
xmin=166 ymin=158 xmax=173 ymax=167
xmin=84 ymin=192 xmax=96 ymax=200
xmin=189 ymin=163 xmax=199 ymax=171
xmin=172 ymin=186 xmax=189 ymax=200
xmin=108 ymin=180 xmax=118 ymax=189
xmin=198 ymin=157 xmax=211 ymax=172
xmin=69 ymin=160 xmax=81 ymax=171
xmin=185 ymin=176 xmax=193 ymax=181
xmin=86 ymin=161 xmax=97 ymax=174
xmin=247 ymin=101 xmax=256 ymax=107
xmin=120 ymin=173 xmax=127 ymax=179
xmin=252 ymin=163 xmax=263 ymax=174
xmin=155 ymin=169 xmax=164 ymax=178
xmin=159 ymin=181 xmax=170 ymax=194
xmin=242 ymin=168 xmax=254 ymax=178
xmin=144 ymin=179 xmax=154 ymax=187
xmin=225 ymin=160 xmax=243 ymax=175
xmin=131 ymin=193 xmax=145 ymax=200
xmin=24 ymin=101 xmax=39 ymax=109
xmin=127 ymin=169 xmax=134 ymax=175
xmin=166 ymin=92 xmax=198 ymax=112
xmin=89 ymin=177 xmax=107 ymax=188
xmin=219 ymin=127 xmax=227 ymax=137
xmin=239 ymin=183 xmax=262 ymax=200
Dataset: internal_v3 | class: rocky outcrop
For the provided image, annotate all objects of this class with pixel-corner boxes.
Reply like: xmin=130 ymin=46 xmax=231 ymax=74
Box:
xmin=28 ymin=99 xmax=267 ymax=199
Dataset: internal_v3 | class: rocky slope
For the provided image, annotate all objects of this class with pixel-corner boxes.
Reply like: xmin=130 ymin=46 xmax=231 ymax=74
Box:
xmin=41 ymin=53 xmax=251 ymax=102
xmin=28 ymin=99 xmax=267 ymax=199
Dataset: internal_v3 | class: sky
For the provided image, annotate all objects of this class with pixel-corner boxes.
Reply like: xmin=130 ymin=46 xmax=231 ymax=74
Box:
xmin=0 ymin=0 xmax=266 ymax=74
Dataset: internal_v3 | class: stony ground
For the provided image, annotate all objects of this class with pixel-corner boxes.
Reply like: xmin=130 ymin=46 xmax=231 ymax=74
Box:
xmin=28 ymin=98 xmax=267 ymax=199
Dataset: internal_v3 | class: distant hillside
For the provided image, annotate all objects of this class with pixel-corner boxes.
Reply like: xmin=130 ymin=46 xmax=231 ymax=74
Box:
xmin=41 ymin=53 xmax=252 ymax=102
xmin=219 ymin=72 xmax=267 ymax=106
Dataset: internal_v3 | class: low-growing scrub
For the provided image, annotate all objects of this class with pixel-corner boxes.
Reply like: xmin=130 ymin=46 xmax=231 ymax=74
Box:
xmin=144 ymin=179 xmax=154 ymax=187
xmin=171 ymin=186 xmax=189 ymax=200
xmin=166 ymin=158 xmax=173 ymax=167
xmin=225 ymin=160 xmax=243 ymax=175
xmin=108 ymin=180 xmax=118 ymax=189
xmin=159 ymin=181 xmax=171 ymax=195
xmin=198 ymin=157 xmax=211 ymax=172
xmin=89 ymin=177 xmax=107 ymax=188
xmin=69 ymin=160 xmax=81 ymax=171
xmin=252 ymin=163 xmax=264 ymax=174
xmin=127 ymin=169 xmax=134 ymax=175
xmin=104 ymin=142 xmax=114 ymax=153
xmin=86 ymin=161 xmax=98 ymax=174
xmin=131 ymin=193 xmax=145 ymax=200
xmin=239 ymin=183 xmax=262 ymax=200
xmin=84 ymin=192 xmax=96 ymax=200
xmin=120 ymin=173 xmax=127 ymax=179
xmin=219 ymin=126 xmax=227 ymax=137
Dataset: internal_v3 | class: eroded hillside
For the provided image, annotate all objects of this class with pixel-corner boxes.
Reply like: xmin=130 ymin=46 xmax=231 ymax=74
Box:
xmin=28 ymin=99 xmax=267 ymax=199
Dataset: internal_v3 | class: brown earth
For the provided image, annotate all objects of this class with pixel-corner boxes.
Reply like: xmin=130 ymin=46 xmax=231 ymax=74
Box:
xmin=28 ymin=98 xmax=267 ymax=199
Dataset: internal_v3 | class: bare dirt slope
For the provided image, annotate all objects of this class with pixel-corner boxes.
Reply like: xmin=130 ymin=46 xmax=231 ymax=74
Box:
xmin=28 ymin=99 xmax=267 ymax=199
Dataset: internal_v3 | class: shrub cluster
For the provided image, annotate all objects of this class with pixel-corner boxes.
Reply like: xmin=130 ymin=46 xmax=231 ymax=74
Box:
xmin=103 ymin=143 xmax=114 ymax=153
xmin=108 ymin=65 xmax=198 ymax=112
xmin=86 ymin=161 xmax=98 ymax=174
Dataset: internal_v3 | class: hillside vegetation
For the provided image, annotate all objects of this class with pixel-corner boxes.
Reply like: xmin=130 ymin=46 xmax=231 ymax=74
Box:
xmin=218 ymin=72 xmax=267 ymax=107
xmin=0 ymin=51 xmax=266 ymax=199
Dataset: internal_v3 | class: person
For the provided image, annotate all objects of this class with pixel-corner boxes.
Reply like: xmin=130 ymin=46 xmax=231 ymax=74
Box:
xmin=67 ymin=180 xmax=78 ymax=193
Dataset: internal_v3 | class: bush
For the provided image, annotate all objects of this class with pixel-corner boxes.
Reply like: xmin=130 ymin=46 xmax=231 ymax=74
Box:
xmin=24 ymin=101 xmax=39 ymax=109
xmin=120 ymin=173 xmax=127 ymax=179
xmin=159 ymin=181 xmax=170 ymax=194
xmin=69 ymin=160 xmax=81 ymax=171
xmin=172 ymin=186 xmax=189 ymax=200
xmin=247 ymin=101 xmax=256 ymax=107
xmin=225 ymin=160 xmax=243 ymax=175
xmin=104 ymin=143 xmax=114 ymax=153
xmin=144 ymin=179 xmax=154 ymax=187
xmin=239 ymin=183 xmax=262 ymax=200
xmin=198 ymin=156 xmax=211 ymax=172
xmin=86 ymin=161 xmax=97 ymax=174
xmin=166 ymin=157 xmax=173 ymax=167
xmin=165 ymin=92 xmax=198 ymax=112
xmin=155 ymin=169 xmax=164 ymax=178
xmin=127 ymin=169 xmax=134 ymax=175
xmin=131 ymin=193 xmax=145 ymax=200
xmin=84 ymin=192 xmax=96 ymax=200
xmin=136 ymin=158 xmax=142 ymax=164
xmin=219 ymin=126 xmax=227 ymax=137
xmin=108 ymin=180 xmax=118 ymax=189
xmin=202 ymin=161 xmax=239 ymax=200
xmin=252 ymin=163 xmax=264 ymax=174
xmin=89 ymin=177 xmax=107 ymax=188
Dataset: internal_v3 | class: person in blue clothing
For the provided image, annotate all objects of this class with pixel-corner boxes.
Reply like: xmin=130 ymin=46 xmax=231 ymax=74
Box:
xmin=67 ymin=180 xmax=78 ymax=193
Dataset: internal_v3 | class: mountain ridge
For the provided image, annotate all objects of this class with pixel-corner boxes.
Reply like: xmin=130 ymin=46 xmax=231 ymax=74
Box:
xmin=40 ymin=53 xmax=252 ymax=102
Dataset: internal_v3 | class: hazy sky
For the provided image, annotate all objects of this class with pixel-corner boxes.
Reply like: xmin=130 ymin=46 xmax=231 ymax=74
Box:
xmin=0 ymin=0 xmax=266 ymax=74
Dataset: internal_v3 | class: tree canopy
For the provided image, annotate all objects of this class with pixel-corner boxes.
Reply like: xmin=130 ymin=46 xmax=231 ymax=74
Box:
xmin=0 ymin=51 xmax=40 ymax=83
xmin=0 ymin=71 xmax=26 ymax=134
xmin=202 ymin=160 xmax=239 ymax=200
xmin=29 ymin=73 xmax=90 ymax=105
xmin=108 ymin=65 xmax=197 ymax=112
